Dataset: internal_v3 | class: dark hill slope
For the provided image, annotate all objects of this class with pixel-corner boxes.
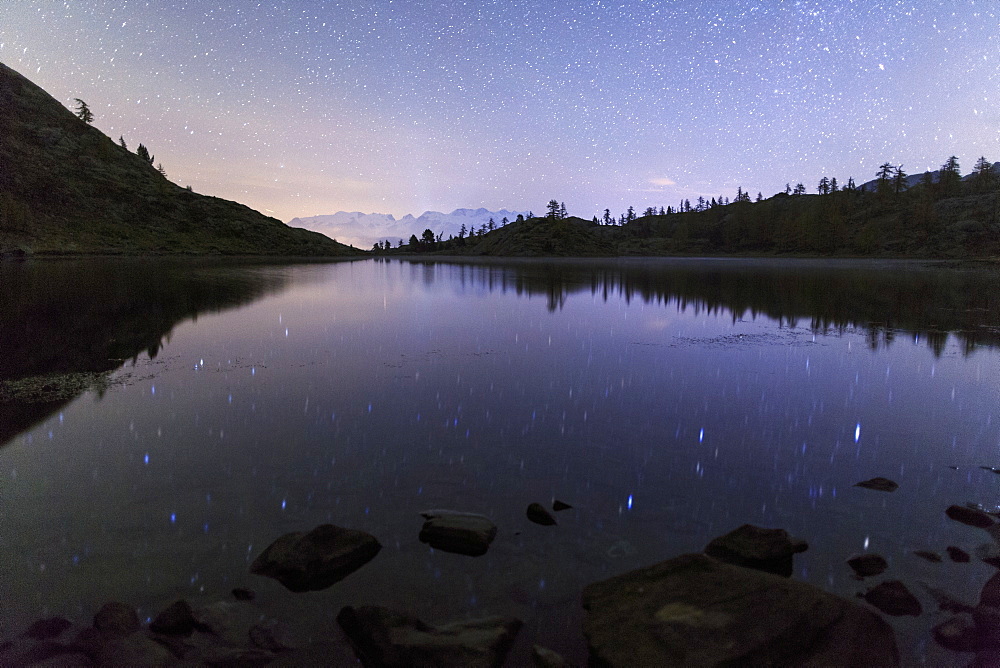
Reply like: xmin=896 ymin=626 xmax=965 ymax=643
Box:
xmin=0 ymin=62 xmax=362 ymax=256
xmin=450 ymin=216 xmax=614 ymax=256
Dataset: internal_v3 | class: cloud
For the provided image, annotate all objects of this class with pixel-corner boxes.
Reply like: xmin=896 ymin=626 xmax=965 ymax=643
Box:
xmin=648 ymin=177 xmax=677 ymax=187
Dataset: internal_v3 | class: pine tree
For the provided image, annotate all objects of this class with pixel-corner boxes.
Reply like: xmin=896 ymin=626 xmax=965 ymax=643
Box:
xmin=546 ymin=199 xmax=561 ymax=220
xmin=939 ymin=156 xmax=961 ymax=197
xmin=119 ymin=136 xmax=127 ymax=150
xmin=73 ymin=98 xmax=93 ymax=123
xmin=136 ymin=144 xmax=154 ymax=164
xmin=892 ymin=165 xmax=908 ymax=194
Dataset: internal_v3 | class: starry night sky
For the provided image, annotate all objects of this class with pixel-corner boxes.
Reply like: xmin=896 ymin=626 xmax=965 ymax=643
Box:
xmin=2 ymin=1 xmax=997 ymax=222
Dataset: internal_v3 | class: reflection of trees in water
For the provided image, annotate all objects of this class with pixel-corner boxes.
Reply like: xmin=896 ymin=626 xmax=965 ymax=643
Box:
xmin=408 ymin=258 xmax=1000 ymax=355
xmin=0 ymin=259 xmax=294 ymax=445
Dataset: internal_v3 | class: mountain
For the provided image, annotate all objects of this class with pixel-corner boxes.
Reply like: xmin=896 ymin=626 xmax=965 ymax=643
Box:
xmin=289 ymin=207 xmax=528 ymax=249
xmin=0 ymin=62 xmax=362 ymax=256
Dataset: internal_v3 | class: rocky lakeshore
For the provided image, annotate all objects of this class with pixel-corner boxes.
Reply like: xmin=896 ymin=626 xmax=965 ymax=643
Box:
xmin=5 ymin=490 xmax=1000 ymax=666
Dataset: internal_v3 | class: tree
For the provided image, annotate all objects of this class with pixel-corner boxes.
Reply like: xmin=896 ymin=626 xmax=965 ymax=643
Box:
xmin=119 ymin=136 xmax=127 ymax=150
xmin=817 ymin=177 xmax=830 ymax=195
xmin=546 ymin=199 xmax=561 ymax=220
xmin=626 ymin=206 xmax=636 ymax=223
xmin=939 ymin=156 xmax=961 ymax=197
xmin=603 ymin=209 xmax=612 ymax=225
xmin=136 ymin=143 xmax=154 ymax=164
xmin=501 ymin=216 xmax=509 ymax=227
xmin=756 ymin=192 xmax=763 ymax=202
xmin=846 ymin=177 xmax=856 ymax=191
xmin=458 ymin=223 xmax=467 ymax=239
xmin=973 ymin=156 xmax=997 ymax=191
xmin=157 ymin=163 xmax=167 ymax=178
xmin=659 ymin=206 xmax=665 ymax=215
xmin=793 ymin=183 xmax=806 ymax=196
xmin=487 ymin=217 xmax=495 ymax=231
xmin=516 ymin=214 xmax=525 ymax=223
xmin=830 ymin=177 xmax=838 ymax=192
xmin=421 ymin=228 xmax=435 ymax=247
xmin=892 ymin=165 xmax=907 ymax=194
xmin=559 ymin=202 xmax=567 ymax=219
xmin=73 ymin=98 xmax=93 ymax=123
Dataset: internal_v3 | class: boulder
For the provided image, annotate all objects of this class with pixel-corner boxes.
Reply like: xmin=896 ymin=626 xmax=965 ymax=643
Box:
xmin=527 ymin=502 xmax=557 ymax=526
xmin=861 ymin=581 xmax=922 ymax=616
xmin=946 ymin=505 xmax=995 ymax=529
xmin=250 ymin=524 xmax=381 ymax=592
xmin=552 ymin=500 xmax=573 ymax=512
xmin=336 ymin=605 xmax=521 ymax=667
xmin=703 ymin=524 xmax=808 ymax=577
xmin=854 ymin=477 xmax=899 ymax=492
xmin=93 ymin=601 xmax=140 ymax=636
xmin=150 ymin=600 xmax=201 ymax=636
xmin=582 ymin=553 xmax=898 ymax=667
xmin=847 ymin=553 xmax=888 ymax=578
xmin=418 ymin=510 xmax=497 ymax=556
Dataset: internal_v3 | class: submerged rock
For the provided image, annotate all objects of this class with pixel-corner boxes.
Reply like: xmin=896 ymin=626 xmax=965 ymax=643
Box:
xmin=847 ymin=553 xmax=888 ymax=578
xmin=703 ymin=524 xmax=808 ymax=577
xmin=552 ymin=500 xmax=573 ymax=512
xmin=854 ymin=477 xmax=899 ymax=492
xmin=21 ymin=617 xmax=72 ymax=640
xmin=582 ymin=552 xmax=898 ymax=667
xmin=861 ymin=581 xmax=922 ymax=617
xmin=532 ymin=644 xmax=572 ymax=667
xmin=948 ymin=546 xmax=971 ymax=563
xmin=336 ymin=605 xmax=521 ymax=667
xmin=527 ymin=502 xmax=557 ymax=526
xmin=932 ymin=613 xmax=979 ymax=652
xmin=946 ymin=505 xmax=995 ymax=529
xmin=250 ymin=524 xmax=381 ymax=592
xmin=418 ymin=509 xmax=497 ymax=556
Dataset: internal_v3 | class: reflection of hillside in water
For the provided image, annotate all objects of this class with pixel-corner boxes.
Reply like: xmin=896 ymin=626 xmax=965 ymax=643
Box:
xmin=406 ymin=258 xmax=1000 ymax=354
xmin=0 ymin=259 xmax=295 ymax=446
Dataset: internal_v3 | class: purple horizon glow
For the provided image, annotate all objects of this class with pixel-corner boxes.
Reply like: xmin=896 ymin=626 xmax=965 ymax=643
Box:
xmin=2 ymin=2 xmax=996 ymax=222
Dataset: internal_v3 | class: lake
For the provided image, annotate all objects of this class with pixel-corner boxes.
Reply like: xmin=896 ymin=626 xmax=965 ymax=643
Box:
xmin=3 ymin=256 xmax=1000 ymax=664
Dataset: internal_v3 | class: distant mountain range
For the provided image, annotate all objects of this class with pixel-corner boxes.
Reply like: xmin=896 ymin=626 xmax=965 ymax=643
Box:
xmin=289 ymin=208 xmax=529 ymax=249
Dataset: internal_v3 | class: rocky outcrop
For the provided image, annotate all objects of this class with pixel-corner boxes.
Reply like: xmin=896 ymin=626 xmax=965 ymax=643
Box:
xmin=847 ymin=553 xmax=889 ymax=578
xmin=527 ymin=502 xmax=557 ymax=526
xmin=703 ymin=524 xmax=808 ymax=577
xmin=250 ymin=524 xmax=382 ymax=592
xmin=336 ymin=605 xmax=522 ymax=667
xmin=854 ymin=477 xmax=899 ymax=492
xmin=861 ymin=581 xmax=922 ymax=616
xmin=418 ymin=510 xmax=498 ymax=556
xmin=582 ymin=552 xmax=899 ymax=667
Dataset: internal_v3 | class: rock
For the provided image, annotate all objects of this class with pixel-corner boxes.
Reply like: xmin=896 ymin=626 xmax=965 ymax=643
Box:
xmin=847 ymin=553 xmax=888 ymax=578
xmin=527 ymin=502 xmax=557 ymax=526
xmin=854 ymin=477 xmax=899 ymax=492
xmin=913 ymin=550 xmax=942 ymax=563
xmin=861 ymin=580 xmax=922 ymax=616
xmin=336 ymin=605 xmax=521 ymax=667
xmin=97 ymin=632 xmax=174 ymax=666
xmin=249 ymin=622 xmax=291 ymax=652
xmin=932 ymin=613 xmax=979 ymax=652
xmin=93 ymin=601 xmax=140 ymax=636
xmin=22 ymin=617 xmax=72 ymax=640
xmin=981 ymin=466 xmax=1000 ymax=474
xmin=948 ymin=546 xmax=971 ymax=563
xmin=980 ymin=571 xmax=1000 ymax=608
xmin=532 ymin=644 xmax=572 ymax=667
xmin=150 ymin=600 xmax=201 ymax=636
xmin=703 ymin=524 xmax=808 ymax=577
xmin=418 ymin=510 xmax=497 ymax=556
xmin=582 ymin=552 xmax=898 ymax=667
xmin=232 ymin=587 xmax=256 ymax=601
xmin=250 ymin=523 xmax=382 ymax=592
xmin=552 ymin=500 xmax=573 ymax=512
xmin=946 ymin=505 xmax=995 ymax=529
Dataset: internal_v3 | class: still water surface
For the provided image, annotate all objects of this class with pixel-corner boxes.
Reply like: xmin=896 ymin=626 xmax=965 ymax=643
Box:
xmin=3 ymin=257 xmax=1000 ymax=664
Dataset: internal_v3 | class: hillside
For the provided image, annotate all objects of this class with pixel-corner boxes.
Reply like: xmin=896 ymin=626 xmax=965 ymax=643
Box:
xmin=0 ymin=63 xmax=362 ymax=257
xmin=392 ymin=173 xmax=1000 ymax=259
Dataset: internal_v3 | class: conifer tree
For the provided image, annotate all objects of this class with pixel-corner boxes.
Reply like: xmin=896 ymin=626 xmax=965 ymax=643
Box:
xmin=73 ymin=98 xmax=93 ymax=123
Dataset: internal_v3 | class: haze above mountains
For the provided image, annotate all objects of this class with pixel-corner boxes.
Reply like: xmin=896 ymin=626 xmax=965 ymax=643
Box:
xmin=289 ymin=208 xmax=528 ymax=249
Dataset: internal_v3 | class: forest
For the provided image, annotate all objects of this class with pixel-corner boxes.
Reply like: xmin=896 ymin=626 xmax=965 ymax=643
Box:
xmin=377 ymin=156 xmax=1000 ymax=258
